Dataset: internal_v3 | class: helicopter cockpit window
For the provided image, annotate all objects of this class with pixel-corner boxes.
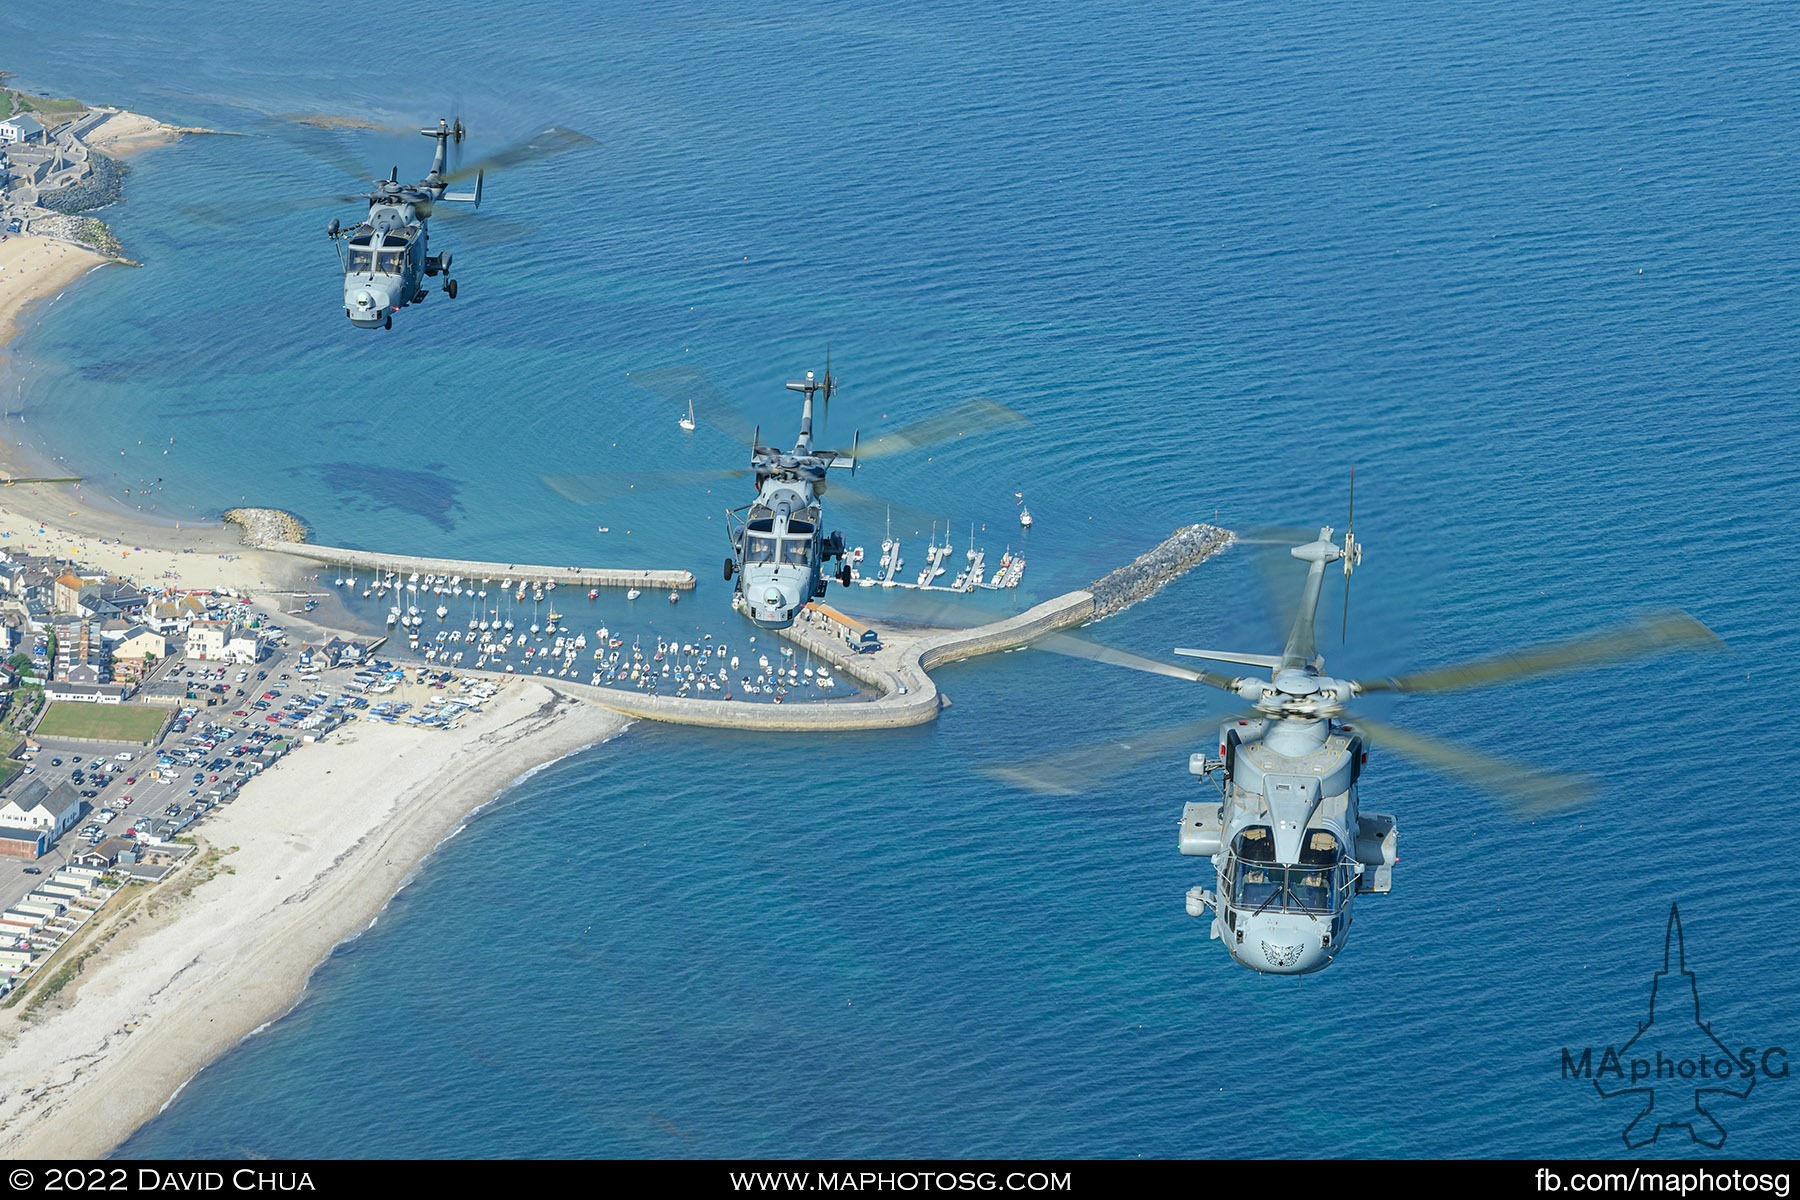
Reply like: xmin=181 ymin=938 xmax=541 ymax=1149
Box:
xmin=786 ymin=519 xmax=815 ymax=536
xmin=744 ymin=535 xmax=777 ymax=564
xmin=1233 ymin=862 xmax=1283 ymax=911
xmin=1300 ymin=830 xmax=1340 ymax=867
xmin=1229 ymin=826 xmax=1336 ymax=914
xmin=781 ymin=538 xmax=810 ymax=565
xmin=1234 ymin=826 xmax=1276 ymax=863
xmin=375 ymin=249 xmax=406 ymax=275
xmin=1286 ymin=868 xmax=1334 ymax=913
xmin=346 ymin=246 xmax=374 ymax=273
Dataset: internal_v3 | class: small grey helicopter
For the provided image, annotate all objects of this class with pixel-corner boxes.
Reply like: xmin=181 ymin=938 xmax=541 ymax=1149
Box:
xmin=723 ymin=364 xmax=860 ymax=629
xmin=1013 ymin=502 xmax=1722 ymax=975
xmin=326 ymin=118 xmax=482 ymax=330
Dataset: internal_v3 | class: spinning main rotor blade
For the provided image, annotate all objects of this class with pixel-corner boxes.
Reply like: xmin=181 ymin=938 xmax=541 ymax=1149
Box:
xmin=626 ymin=366 xmax=758 ymax=445
xmin=441 ymin=126 xmax=598 ymax=183
xmin=982 ymin=716 xmax=1220 ymax=796
xmin=1034 ymin=633 xmax=1242 ymax=692
xmin=857 ymin=398 xmax=1028 ymax=460
xmin=1346 ymin=714 xmax=1592 ymax=815
xmin=540 ymin=468 xmax=743 ymax=505
xmin=1355 ymin=611 xmax=1724 ymax=696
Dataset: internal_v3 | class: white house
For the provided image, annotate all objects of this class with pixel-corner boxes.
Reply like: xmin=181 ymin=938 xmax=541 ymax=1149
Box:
xmin=0 ymin=781 xmax=83 ymax=839
xmin=225 ymin=630 xmax=262 ymax=665
xmin=0 ymin=114 xmax=47 ymax=145
xmin=145 ymin=594 xmax=208 ymax=636
xmin=185 ymin=618 xmax=235 ymax=661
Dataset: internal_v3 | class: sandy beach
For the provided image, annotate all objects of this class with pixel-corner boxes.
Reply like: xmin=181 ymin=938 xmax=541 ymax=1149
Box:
xmin=0 ymin=681 xmax=626 ymax=1158
xmin=79 ymin=109 xmax=185 ymax=158
xmin=0 ymin=236 xmax=106 ymax=357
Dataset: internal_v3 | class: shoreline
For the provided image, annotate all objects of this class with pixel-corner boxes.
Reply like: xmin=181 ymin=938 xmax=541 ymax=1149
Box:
xmin=0 ymin=95 xmax=634 ymax=1159
xmin=0 ymin=682 xmax=627 ymax=1159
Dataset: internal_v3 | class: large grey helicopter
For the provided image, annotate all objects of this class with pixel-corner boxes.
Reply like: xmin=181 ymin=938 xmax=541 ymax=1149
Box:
xmin=326 ymin=118 xmax=482 ymax=330
xmin=723 ymin=364 xmax=860 ymax=629
xmin=1011 ymin=502 xmax=1722 ymax=975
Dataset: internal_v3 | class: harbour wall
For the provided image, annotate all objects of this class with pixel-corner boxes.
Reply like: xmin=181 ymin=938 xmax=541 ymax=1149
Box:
xmin=258 ymin=541 xmax=697 ymax=592
xmin=445 ymin=523 xmax=1231 ymax=732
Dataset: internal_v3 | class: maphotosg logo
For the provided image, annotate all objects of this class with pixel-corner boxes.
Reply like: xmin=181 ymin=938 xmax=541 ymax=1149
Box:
xmin=1561 ymin=903 xmax=1788 ymax=1149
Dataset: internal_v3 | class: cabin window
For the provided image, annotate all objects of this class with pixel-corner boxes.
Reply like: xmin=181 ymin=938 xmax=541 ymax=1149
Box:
xmin=787 ymin=519 xmax=815 ymax=536
xmin=781 ymin=537 xmax=810 ymax=565
xmin=346 ymin=248 xmax=374 ymax=273
xmin=376 ymin=249 xmax=406 ymax=275
xmin=744 ymin=535 xmax=777 ymax=564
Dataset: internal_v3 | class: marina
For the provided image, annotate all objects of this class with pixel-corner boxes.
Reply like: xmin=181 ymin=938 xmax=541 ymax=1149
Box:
xmin=322 ymin=567 xmax=859 ymax=705
xmin=851 ymin=520 xmax=1025 ymax=594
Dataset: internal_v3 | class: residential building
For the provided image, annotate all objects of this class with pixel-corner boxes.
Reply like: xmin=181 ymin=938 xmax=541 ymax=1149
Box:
xmin=0 ymin=780 xmax=84 ymax=839
xmin=185 ymin=618 xmax=235 ymax=661
xmin=0 ymin=114 xmax=47 ymax=144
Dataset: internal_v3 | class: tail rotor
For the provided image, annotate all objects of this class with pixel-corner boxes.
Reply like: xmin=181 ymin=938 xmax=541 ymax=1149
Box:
xmin=1340 ymin=466 xmax=1361 ymax=642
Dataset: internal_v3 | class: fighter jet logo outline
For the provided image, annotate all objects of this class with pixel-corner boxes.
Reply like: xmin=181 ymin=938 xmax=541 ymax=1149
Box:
xmin=1593 ymin=904 xmax=1754 ymax=1149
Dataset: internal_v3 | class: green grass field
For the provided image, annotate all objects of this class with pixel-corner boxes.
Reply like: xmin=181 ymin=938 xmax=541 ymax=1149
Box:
xmin=35 ymin=703 xmax=167 ymax=744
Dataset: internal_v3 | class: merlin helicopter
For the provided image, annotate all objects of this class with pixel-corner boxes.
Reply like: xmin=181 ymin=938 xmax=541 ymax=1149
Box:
xmin=723 ymin=364 xmax=860 ymax=629
xmin=1002 ymin=503 xmax=1723 ymax=975
xmin=326 ymin=118 xmax=483 ymax=329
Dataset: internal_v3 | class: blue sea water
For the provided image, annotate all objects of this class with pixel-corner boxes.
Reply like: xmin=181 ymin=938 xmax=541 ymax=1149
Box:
xmin=4 ymin=0 xmax=1798 ymax=1159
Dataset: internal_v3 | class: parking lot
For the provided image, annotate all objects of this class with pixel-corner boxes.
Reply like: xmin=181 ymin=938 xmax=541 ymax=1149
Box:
xmin=0 ymin=629 xmax=486 ymax=916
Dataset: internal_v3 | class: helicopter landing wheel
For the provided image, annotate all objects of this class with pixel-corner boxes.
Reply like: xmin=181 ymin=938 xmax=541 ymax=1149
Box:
xmin=383 ymin=314 xmax=393 ymax=330
xmin=446 ymin=279 xmax=459 ymax=300
xmin=723 ymin=557 xmax=735 ymax=581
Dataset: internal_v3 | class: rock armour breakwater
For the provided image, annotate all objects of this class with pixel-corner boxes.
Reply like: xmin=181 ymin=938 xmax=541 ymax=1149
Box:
xmin=223 ymin=507 xmax=310 ymax=547
xmin=1087 ymin=523 xmax=1233 ymax=619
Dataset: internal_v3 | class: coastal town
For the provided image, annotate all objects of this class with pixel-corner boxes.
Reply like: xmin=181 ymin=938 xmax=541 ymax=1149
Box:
xmin=0 ymin=534 xmax=514 ymax=999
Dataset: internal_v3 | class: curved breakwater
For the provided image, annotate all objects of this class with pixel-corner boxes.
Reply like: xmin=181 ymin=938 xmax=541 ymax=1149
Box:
xmin=536 ymin=524 xmax=1233 ymax=731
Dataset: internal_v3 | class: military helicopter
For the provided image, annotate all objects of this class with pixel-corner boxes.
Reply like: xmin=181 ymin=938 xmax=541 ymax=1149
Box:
xmin=723 ymin=363 xmax=860 ymax=629
xmin=1005 ymin=506 xmax=1723 ymax=975
xmin=326 ymin=118 xmax=483 ymax=330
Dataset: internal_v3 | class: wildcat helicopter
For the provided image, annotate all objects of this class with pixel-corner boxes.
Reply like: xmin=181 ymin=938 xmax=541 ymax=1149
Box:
xmin=1005 ymin=495 xmax=1724 ymax=975
xmin=538 ymin=358 xmax=1030 ymax=631
xmin=723 ymin=364 xmax=859 ymax=630
xmin=326 ymin=118 xmax=482 ymax=329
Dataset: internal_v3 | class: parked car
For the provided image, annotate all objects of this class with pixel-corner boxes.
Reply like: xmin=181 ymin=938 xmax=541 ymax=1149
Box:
xmin=22 ymin=865 xmax=40 ymax=874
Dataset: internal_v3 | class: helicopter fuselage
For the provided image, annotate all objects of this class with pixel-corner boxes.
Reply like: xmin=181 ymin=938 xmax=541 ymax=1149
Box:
xmin=1181 ymin=709 xmax=1397 ymax=975
xmin=723 ymin=368 xmax=855 ymax=629
xmin=340 ymin=198 xmax=431 ymax=328
xmin=727 ymin=474 xmax=836 ymax=629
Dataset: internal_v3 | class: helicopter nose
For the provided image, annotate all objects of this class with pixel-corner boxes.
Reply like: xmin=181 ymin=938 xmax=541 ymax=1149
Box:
xmin=1229 ymin=916 xmax=1333 ymax=975
xmin=749 ymin=579 xmax=801 ymax=628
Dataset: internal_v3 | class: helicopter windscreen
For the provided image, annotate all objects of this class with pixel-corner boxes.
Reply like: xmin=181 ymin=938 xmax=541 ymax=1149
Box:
xmin=1232 ymin=827 xmax=1338 ymax=914
xmin=781 ymin=538 xmax=810 ymax=565
xmin=375 ymin=249 xmax=406 ymax=275
xmin=345 ymin=242 xmax=374 ymax=274
xmin=744 ymin=535 xmax=778 ymax=564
